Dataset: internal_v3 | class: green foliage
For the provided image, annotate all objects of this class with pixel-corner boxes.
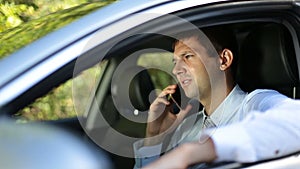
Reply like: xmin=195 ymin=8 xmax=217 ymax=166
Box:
xmin=0 ymin=2 xmax=36 ymax=31
xmin=2 ymin=0 xmax=115 ymax=122
xmin=138 ymin=52 xmax=176 ymax=90
xmin=16 ymin=79 xmax=75 ymax=121
xmin=0 ymin=0 xmax=110 ymax=32
xmin=0 ymin=1 xmax=115 ymax=59
xmin=16 ymin=62 xmax=105 ymax=122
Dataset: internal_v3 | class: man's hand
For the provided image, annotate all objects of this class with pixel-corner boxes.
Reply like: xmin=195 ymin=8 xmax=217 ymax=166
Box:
xmin=142 ymin=138 xmax=217 ymax=169
xmin=145 ymin=84 xmax=191 ymax=146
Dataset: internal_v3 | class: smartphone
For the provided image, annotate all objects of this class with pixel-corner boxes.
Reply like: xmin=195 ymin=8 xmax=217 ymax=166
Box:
xmin=167 ymin=85 xmax=188 ymax=114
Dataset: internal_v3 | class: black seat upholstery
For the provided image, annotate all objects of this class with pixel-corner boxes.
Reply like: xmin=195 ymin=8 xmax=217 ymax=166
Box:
xmin=236 ymin=23 xmax=299 ymax=98
xmin=112 ymin=65 xmax=155 ymax=113
xmin=95 ymin=66 xmax=155 ymax=169
xmin=109 ymin=65 xmax=155 ymax=137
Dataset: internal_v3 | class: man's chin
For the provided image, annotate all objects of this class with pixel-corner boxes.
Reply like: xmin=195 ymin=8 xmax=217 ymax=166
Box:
xmin=184 ymin=91 xmax=198 ymax=99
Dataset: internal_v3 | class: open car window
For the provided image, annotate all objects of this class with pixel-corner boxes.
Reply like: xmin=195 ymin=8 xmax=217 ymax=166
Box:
xmin=15 ymin=60 xmax=108 ymax=122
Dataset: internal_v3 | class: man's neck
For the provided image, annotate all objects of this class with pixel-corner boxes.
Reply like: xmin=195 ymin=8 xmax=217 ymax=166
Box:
xmin=201 ymin=84 xmax=235 ymax=116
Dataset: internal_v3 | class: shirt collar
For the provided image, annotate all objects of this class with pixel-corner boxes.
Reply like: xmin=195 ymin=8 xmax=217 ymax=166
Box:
xmin=202 ymin=85 xmax=247 ymax=126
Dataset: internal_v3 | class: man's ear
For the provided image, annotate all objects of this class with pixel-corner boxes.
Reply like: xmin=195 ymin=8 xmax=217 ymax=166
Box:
xmin=219 ymin=48 xmax=233 ymax=71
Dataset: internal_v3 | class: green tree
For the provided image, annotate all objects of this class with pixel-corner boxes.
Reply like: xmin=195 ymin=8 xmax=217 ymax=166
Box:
xmin=0 ymin=1 xmax=115 ymax=59
xmin=1 ymin=0 xmax=116 ymax=121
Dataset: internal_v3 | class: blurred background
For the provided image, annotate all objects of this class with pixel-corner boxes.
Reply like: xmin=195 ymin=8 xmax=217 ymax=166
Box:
xmin=0 ymin=0 xmax=116 ymax=122
xmin=0 ymin=2 xmax=117 ymax=168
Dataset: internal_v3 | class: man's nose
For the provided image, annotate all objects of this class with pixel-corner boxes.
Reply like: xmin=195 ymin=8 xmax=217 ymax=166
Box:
xmin=172 ymin=60 xmax=186 ymax=76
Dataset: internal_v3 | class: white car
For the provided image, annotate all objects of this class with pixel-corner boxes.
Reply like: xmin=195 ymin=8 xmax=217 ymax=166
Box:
xmin=0 ymin=0 xmax=300 ymax=168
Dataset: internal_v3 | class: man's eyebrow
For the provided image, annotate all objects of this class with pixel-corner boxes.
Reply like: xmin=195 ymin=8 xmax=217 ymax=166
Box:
xmin=180 ymin=51 xmax=189 ymax=56
xmin=172 ymin=51 xmax=188 ymax=63
xmin=178 ymin=51 xmax=192 ymax=57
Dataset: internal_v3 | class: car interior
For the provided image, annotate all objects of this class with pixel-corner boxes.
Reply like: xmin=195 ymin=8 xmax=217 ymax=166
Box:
xmin=237 ymin=23 xmax=299 ymax=98
xmin=2 ymin=3 xmax=300 ymax=168
xmin=81 ymin=22 xmax=300 ymax=168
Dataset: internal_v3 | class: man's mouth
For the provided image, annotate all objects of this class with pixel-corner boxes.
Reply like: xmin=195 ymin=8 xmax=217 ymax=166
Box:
xmin=181 ymin=79 xmax=192 ymax=87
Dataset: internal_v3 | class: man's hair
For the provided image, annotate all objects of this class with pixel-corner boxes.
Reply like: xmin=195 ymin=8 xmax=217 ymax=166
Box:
xmin=173 ymin=26 xmax=239 ymax=77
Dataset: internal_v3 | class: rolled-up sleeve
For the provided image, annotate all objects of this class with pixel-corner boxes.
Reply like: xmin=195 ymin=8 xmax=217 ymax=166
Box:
xmin=202 ymin=99 xmax=300 ymax=163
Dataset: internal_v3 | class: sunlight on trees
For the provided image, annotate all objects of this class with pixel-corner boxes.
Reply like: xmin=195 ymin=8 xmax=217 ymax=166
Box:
xmin=1 ymin=0 xmax=116 ymax=122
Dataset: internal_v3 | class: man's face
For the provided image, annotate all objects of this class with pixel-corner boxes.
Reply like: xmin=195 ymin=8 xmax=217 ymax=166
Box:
xmin=172 ymin=36 xmax=219 ymax=101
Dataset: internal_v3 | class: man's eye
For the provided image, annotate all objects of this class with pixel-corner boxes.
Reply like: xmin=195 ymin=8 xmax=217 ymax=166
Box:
xmin=184 ymin=54 xmax=193 ymax=59
xmin=172 ymin=59 xmax=177 ymax=65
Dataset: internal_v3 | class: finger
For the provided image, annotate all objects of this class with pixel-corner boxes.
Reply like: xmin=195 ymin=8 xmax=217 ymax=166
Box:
xmin=157 ymin=84 xmax=177 ymax=97
xmin=158 ymin=88 xmax=176 ymax=98
xmin=176 ymin=104 xmax=193 ymax=121
xmin=165 ymin=85 xmax=177 ymax=93
xmin=162 ymin=84 xmax=177 ymax=93
xmin=154 ymin=97 xmax=170 ymax=105
xmin=165 ymin=84 xmax=177 ymax=90
xmin=150 ymin=99 xmax=171 ymax=113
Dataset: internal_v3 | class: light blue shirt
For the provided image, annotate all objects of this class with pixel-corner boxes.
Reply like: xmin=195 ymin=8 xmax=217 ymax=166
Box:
xmin=133 ymin=85 xmax=285 ymax=168
xmin=205 ymin=90 xmax=298 ymax=163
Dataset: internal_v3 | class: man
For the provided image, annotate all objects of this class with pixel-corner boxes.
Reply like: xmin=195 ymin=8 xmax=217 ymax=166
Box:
xmin=133 ymin=27 xmax=288 ymax=168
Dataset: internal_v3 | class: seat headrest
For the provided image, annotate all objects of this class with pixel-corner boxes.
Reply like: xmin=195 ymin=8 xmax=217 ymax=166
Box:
xmin=237 ymin=23 xmax=299 ymax=93
xmin=129 ymin=68 xmax=155 ymax=111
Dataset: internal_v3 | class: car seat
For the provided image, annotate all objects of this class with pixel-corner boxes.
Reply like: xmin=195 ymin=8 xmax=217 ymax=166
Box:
xmin=236 ymin=23 xmax=300 ymax=98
